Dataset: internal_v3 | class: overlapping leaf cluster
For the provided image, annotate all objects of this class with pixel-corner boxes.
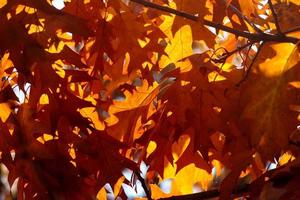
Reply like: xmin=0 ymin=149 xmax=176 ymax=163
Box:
xmin=0 ymin=0 xmax=300 ymax=199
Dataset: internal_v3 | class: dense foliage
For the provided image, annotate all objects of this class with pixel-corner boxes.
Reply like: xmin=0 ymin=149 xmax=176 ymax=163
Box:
xmin=0 ymin=0 xmax=300 ymax=199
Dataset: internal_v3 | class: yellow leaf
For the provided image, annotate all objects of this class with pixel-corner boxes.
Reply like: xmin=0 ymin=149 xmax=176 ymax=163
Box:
xmin=160 ymin=25 xmax=193 ymax=67
xmin=0 ymin=0 xmax=6 ymax=9
xmin=174 ymin=164 xmax=212 ymax=193
xmin=0 ymin=103 xmax=11 ymax=122
xmin=278 ymin=151 xmax=295 ymax=166
xmin=146 ymin=140 xmax=157 ymax=158
xmin=150 ymin=184 xmax=172 ymax=199
xmin=113 ymin=177 xmax=125 ymax=198
xmin=80 ymin=107 xmax=105 ymax=130
xmin=258 ymin=43 xmax=296 ymax=77
xmin=239 ymin=43 xmax=300 ymax=159
xmin=39 ymin=94 xmax=49 ymax=105
xmin=96 ymin=187 xmax=107 ymax=200
xmin=109 ymin=80 xmax=162 ymax=114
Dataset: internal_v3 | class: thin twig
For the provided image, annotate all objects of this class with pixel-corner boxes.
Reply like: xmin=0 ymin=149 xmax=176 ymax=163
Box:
xmin=205 ymin=21 xmax=297 ymax=43
xmin=211 ymin=41 xmax=253 ymax=64
xmin=130 ymin=0 xmax=198 ymax=21
xmin=130 ymin=0 xmax=299 ymax=44
xmin=204 ymin=20 xmax=260 ymax=39
xmin=289 ymin=127 xmax=300 ymax=148
xmin=268 ymin=0 xmax=282 ymax=34
xmin=135 ymin=171 xmax=152 ymax=200
xmin=210 ymin=46 xmax=228 ymax=63
xmin=221 ymin=0 xmax=263 ymax=33
xmin=289 ymin=140 xmax=300 ymax=148
xmin=243 ymin=43 xmax=254 ymax=71
xmin=236 ymin=42 xmax=265 ymax=87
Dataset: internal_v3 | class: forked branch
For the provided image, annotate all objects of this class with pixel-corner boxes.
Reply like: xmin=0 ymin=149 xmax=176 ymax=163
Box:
xmin=221 ymin=0 xmax=263 ymax=33
xmin=130 ymin=0 xmax=299 ymax=44
xmin=128 ymin=1 xmax=300 ymax=199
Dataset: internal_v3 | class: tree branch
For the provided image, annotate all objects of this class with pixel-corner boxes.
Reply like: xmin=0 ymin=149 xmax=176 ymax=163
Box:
xmin=268 ymin=0 xmax=282 ymax=34
xmin=130 ymin=0 xmax=299 ymax=44
xmin=221 ymin=0 xmax=263 ymax=33
xmin=130 ymin=0 xmax=198 ymax=21
xmin=289 ymin=140 xmax=300 ymax=148
xmin=135 ymin=170 xmax=152 ymax=200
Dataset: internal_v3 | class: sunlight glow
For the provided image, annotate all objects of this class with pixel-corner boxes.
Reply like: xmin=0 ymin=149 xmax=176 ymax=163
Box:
xmin=52 ymin=0 xmax=65 ymax=10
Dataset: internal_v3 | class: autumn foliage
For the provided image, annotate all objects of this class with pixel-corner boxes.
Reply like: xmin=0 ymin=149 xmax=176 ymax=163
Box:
xmin=0 ymin=0 xmax=300 ymax=199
